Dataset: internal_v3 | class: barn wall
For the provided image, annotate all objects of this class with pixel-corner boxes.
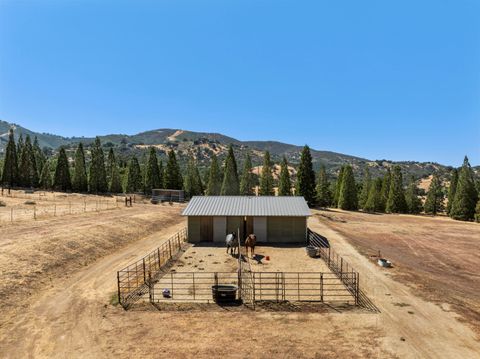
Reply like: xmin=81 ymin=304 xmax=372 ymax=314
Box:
xmin=188 ymin=217 xmax=201 ymax=243
xmin=267 ymin=217 xmax=307 ymax=243
xmin=253 ymin=216 xmax=267 ymax=242
xmin=213 ymin=216 xmax=227 ymax=242
xmin=226 ymin=216 xmax=244 ymax=240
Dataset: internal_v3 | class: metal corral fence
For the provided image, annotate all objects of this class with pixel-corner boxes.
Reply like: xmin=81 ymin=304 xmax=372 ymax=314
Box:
xmin=150 ymin=271 xmax=357 ymax=305
xmin=117 ymin=228 xmax=188 ymax=309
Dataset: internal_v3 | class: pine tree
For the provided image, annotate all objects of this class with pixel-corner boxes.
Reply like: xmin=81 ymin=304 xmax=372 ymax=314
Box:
xmin=206 ymin=154 xmax=222 ymax=195
xmin=106 ymin=148 xmax=115 ymax=186
xmin=18 ymin=135 xmax=38 ymax=188
xmin=109 ymin=153 xmax=123 ymax=193
xmin=450 ymin=156 xmax=478 ymax=221
xmin=221 ymin=145 xmax=239 ymax=195
xmin=158 ymin=160 xmax=164 ymax=188
xmin=424 ymin=174 xmax=444 ymax=215
xmin=278 ymin=156 xmax=292 ymax=196
xmin=33 ymin=136 xmax=45 ymax=174
xmin=405 ymin=175 xmax=422 ymax=214
xmin=53 ymin=148 xmax=71 ymax=191
xmin=88 ymin=137 xmax=108 ymax=193
xmin=386 ymin=165 xmax=407 ymax=213
xmin=39 ymin=161 xmax=52 ymax=190
xmin=239 ymin=154 xmax=255 ymax=195
xmin=363 ymin=178 xmax=381 ymax=212
xmin=296 ymin=145 xmax=316 ymax=206
xmin=144 ymin=147 xmax=161 ymax=194
xmin=164 ymin=150 xmax=183 ymax=190
xmin=333 ymin=166 xmax=345 ymax=207
xmin=184 ymin=157 xmax=204 ymax=198
xmin=315 ymin=165 xmax=332 ymax=207
xmin=126 ymin=155 xmax=143 ymax=192
xmin=359 ymin=168 xmax=371 ymax=209
xmin=1 ymin=129 xmax=18 ymax=187
xmin=338 ymin=165 xmax=358 ymax=210
xmin=72 ymin=143 xmax=88 ymax=192
xmin=16 ymin=134 xmax=24 ymax=159
xmin=259 ymin=151 xmax=274 ymax=196
xmin=379 ymin=168 xmax=392 ymax=212
xmin=446 ymin=169 xmax=458 ymax=216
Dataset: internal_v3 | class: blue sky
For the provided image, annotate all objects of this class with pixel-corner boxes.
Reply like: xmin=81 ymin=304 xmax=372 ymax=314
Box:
xmin=0 ymin=0 xmax=479 ymax=166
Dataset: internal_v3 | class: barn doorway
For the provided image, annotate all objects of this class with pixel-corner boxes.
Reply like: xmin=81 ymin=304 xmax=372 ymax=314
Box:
xmin=244 ymin=216 xmax=254 ymax=240
xmin=200 ymin=216 xmax=213 ymax=242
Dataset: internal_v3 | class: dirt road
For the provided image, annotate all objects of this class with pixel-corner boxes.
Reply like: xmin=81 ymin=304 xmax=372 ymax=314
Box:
xmin=309 ymin=211 xmax=480 ymax=358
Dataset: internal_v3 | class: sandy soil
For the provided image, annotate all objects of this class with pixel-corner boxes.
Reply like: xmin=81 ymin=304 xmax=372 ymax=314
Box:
xmin=315 ymin=209 xmax=480 ymax=335
xmin=310 ymin=210 xmax=480 ymax=358
xmin=1 ymin=205 xmax=479 ymax=358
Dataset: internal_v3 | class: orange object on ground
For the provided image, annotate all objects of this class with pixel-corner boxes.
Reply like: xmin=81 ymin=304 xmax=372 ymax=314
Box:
xmin=265 ymin=256 xmax=270 ymax=261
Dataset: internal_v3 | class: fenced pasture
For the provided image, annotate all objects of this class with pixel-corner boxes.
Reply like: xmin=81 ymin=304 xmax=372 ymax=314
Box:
xmin=0 ymin=190 xmax=122 ymax=224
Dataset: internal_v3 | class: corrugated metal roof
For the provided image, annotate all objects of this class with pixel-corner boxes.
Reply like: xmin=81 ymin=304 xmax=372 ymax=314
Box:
xmin=182 ymin=196 xmax=311 ymax=217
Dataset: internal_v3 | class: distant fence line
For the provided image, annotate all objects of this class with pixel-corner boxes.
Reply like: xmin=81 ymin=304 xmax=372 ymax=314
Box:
xmin=0 ymin=199 xmax=119 ymax=224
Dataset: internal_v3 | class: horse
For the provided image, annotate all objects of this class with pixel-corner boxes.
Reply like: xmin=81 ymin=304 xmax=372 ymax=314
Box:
xmin=245 ymin=234 xmax=257 ymax=258
xmin=225 ymin=232 xmax=238 ymax=255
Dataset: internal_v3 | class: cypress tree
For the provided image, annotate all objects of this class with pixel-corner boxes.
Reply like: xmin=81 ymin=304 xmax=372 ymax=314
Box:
xmin=33 ymin=136 xmax=45 ymax=174
xmin=315 ymin=165 xmax=332 ymax=207
xmin=184 ymin=157 xmax=204 ymax=198
xmin=364 ymin=177 xmax=383 ymax=212
xmin=206 ymin=154 xmax=222 ymax=195
xmin=333 ymin=166 xmax=345 ymax=207
xmin=144 ymin=147 xmax=161 ymax=194
xmin=88 ymin=137 xmax=108 ymax=193
xmin=158 ymin=160 xmax=164 ymax=188
xmin=259 ymin=151 xmax=274 ymax=196
xmin=39 ymin=160 xmax=52 ymax=190
xmin=239 ymin=154 xmax=255 ymax=195
xmin=221 ymin=145 xmax=239 ymax=195
xmin=338 ymin=165 xmax=358 ymax=210
xmin=109 ymin=153 xmax=123 ymax=193
xmin=379 ymin=169 xmax=392 ymax=212
xmin=296 ymin=145 xmax=316 ymax=206
xmin=126 ymin=155 xmax=143 ymax=192
xmin=18 ymin=135 xmax=38 ymax=188
xmin=164 ymin=150 xmax=183 ymax=190
xmin=450 ymin=156 xmax=478 ymax=221
xmin=72 ymin=143 xmax=88 ymax=192
xmin=405 ymin=175 xmax=423 ymax=214
xmin=424 ymin=174 xmax=444 ymax=215
xmin=106 ymin=148 xmax=115 ymax=186
xmin=359 ymin=168 xmax=371 ymax=209
xmin=53 ymin=148 xmax=71 ymax=191
xmin=16 ymin=134 xmax=24 ymax=159
xmin=278 ymin=156 xmax=292 ymax=196
xmin=446 ymin=169 xmax=458 ymax=216
xmin=386 ymin=165 xmax=407 ymax=213
xmin=1 ymin=129 xmax=18 ymax=187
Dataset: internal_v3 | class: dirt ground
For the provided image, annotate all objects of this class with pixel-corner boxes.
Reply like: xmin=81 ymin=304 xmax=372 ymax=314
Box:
xmin=0 ymin=190 xmax=121 ymax=223
xmin=1 ymin=203 xmax=480 ymax=358
xmin=315 ymin=209 xmax=480 ymax=335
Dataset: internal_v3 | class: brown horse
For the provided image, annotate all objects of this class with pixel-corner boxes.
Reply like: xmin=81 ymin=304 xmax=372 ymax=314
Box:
xmin=245 ymin=234 xmax=257 ymax=258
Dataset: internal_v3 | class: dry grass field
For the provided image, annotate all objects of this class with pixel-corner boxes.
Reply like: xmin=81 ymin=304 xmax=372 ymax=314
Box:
xmin=1 ymin=198 xmax=480 ymax=358
xmin=315 ymin=209 xmax=480 ymax=335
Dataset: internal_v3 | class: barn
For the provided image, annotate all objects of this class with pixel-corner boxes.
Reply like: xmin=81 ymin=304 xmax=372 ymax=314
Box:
xmin=182 ymin=196 xmax=311 ymax=243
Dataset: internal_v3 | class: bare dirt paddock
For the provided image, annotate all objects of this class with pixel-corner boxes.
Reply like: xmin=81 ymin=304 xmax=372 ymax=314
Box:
xmin=1 ymin=202 xmax=480 ymax=358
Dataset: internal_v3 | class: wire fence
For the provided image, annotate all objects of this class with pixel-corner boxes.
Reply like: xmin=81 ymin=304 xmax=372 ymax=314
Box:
xmin=0 ymin=198 xmax=119 ymax=224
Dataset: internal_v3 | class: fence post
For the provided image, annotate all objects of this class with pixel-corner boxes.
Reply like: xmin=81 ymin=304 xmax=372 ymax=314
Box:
xmin=117 ymin=271 xmax=122 ymax=306
xmin=328 ymin=247 xmax=331 ymax=266
xmin=142 ymin=258 xmax=147 ymax=284
xmin=320 ymin=273 xmax=323 ymax=302
xmin=340 ymin=258 xmax=343 ymax=281
xmin=54 ymin=204 xmax=56 ymax=216
xmin=356 ymin=273 xmax=360 ymax=306
xmin=168 ymin=240 xmax=172 ymax=259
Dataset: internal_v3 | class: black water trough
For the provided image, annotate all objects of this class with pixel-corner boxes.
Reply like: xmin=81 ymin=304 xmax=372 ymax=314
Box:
xmin=212 ymin=285 xmax=238 ymax=303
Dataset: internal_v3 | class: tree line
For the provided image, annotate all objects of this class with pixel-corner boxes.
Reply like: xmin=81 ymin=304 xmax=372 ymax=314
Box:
xmin=1 ymin=129 xmax=479 ymax=222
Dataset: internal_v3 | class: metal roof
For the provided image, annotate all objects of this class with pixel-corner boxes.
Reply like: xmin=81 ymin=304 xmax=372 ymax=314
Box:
xmin=182 ymin=196 xmax=311 ymax=217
